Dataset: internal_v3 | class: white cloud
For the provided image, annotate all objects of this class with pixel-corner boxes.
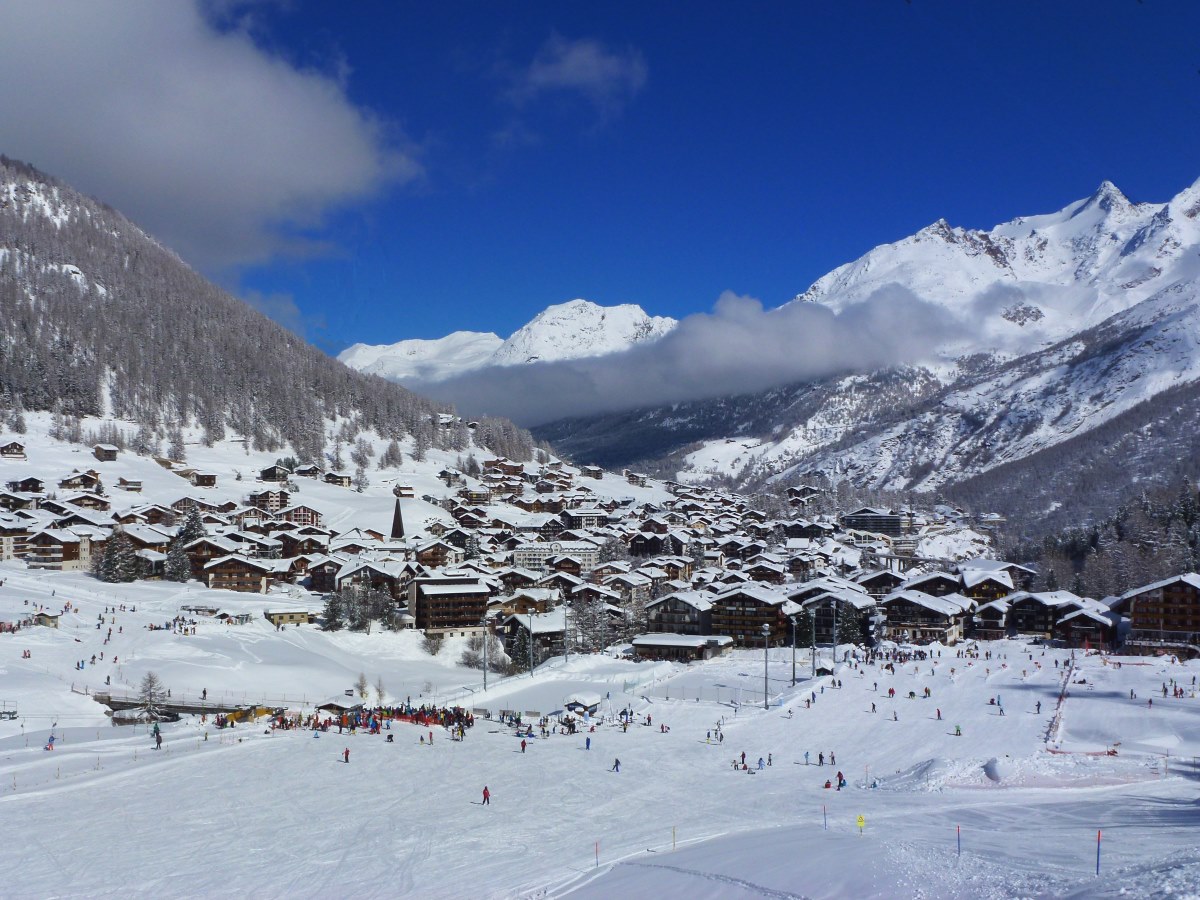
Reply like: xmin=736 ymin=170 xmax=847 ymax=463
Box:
xmin=419 ymin=288 xmax=965 ymax=426
xmin=0 ymin=0 xmax=417 ymax=269
xmin=509 ymin=34 xmax=647 ymax=117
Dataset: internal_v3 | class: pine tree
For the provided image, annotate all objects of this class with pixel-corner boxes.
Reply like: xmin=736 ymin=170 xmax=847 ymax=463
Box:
xmin=837 ymin=604 xmax=863 ymax=647
xmin=164 ymin=541 xmax=191 ymax=582
xmin=355 ymin=672 xmax=370 ymax=701
xmin=321 ymin=592 xmax=344 ymax=631
xmin=176 ymin=506 xmax=207 ymax=547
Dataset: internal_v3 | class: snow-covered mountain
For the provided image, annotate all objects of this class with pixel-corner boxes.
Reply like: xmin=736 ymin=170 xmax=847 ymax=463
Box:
xmin=537 ymin=176 xmax=1200 ymax=530
xmin=339 ymin=299 xmax=677 ymax=382
xmin=338 ymin=331 xmax=504 ymax=381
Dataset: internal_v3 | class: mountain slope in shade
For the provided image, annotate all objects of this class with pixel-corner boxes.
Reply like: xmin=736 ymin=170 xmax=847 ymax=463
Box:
xmin=339 ymin=299 xmax=676 ymax=382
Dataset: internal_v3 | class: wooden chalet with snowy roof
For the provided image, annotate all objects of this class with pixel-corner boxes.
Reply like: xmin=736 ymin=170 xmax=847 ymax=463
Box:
xmin=646 ymin=590 xmax=714 ymax=635
xmin=879 ymin=590 xmax=972 ymax=645
xmin=293 ymin=463 xmax=322 ymax=478
xmin=259 ymin=464 xmax=291 ymax=483
xmin=1120 ymin=573 xmax=1200 ymax=658
xmin=92 ymin=444 xmax=118 ymax=462
xmin=709 ymin=584 xmax=797 ymax=646
xmin=116 ymin=477 xmax=143 ymax=492
xmin=204 ymin=554 xmax=283 ymax=593
xmin=247 ymin=488 xmax=289 ymax=513
xmin=6 ymin=476 xmax=44 ymax=494
xmin=324 ymin=471 xmax=353 ymax=488
xmin=0 ymin=440 xmax=26 ymax=460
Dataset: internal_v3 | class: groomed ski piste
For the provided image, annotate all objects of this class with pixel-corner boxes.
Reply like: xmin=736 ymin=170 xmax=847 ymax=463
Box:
xmin=2 ymin=566 xmax=1199 ymax=899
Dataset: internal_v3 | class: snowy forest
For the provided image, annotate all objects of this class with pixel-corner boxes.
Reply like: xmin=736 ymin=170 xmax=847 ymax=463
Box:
xmin=0 ymin=156 xmax=536 ymax=464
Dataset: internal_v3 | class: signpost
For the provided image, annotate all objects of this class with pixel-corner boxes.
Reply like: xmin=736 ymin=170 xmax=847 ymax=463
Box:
xmin=856 ymin=814 xmax=865 ymax=835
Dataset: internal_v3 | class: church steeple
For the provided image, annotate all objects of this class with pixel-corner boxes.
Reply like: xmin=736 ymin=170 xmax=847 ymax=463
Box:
xmin=390 ymin=497 xmax=406 ymax=539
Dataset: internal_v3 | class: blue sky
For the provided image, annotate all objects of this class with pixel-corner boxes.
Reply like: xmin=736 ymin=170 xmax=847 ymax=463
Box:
xmin=2 ymin=1 xmax=1199 ymax=355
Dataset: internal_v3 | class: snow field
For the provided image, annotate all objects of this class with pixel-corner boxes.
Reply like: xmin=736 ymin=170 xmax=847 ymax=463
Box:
xmin=4 ymin=558 xmax=1200 ymax=897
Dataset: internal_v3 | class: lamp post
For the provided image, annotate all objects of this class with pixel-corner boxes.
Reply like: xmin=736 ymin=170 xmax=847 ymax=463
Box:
xmin=762 ymin=622 xmax=771 ymax=710
xmin=790 ymin=615 xmax=797 ymax=686
xmin=811 ymin=608 xmax=817 ymax=678
xmin=480 ymin=615 xmax=489 ymax=693
xmin=529 ymin=610 xmax=536 ymax=678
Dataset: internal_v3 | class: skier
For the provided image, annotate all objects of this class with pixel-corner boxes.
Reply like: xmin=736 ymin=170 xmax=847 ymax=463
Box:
xmin=611 ymin=758 xmax=621 ymax=773
xmin=818 ymin=752 xmax=824 ymax=766
xmin=482 ymin=785 xmax=490 ymax=805
xmin=202 ymin=688 xmax=207 ymax=701
xmin=871 ymin=702 xmax=876 ymax=714
xmin=343 ymin=747 xmax=350 ymax=764
xmin=757 ymin=757 xmax=765 ymax=770
xmin=586 ymin=736 xmax=591 ymax=751
xmin=155 ymin=732 xmax=162 ymax=750
xmin=830 ymin=751 xmax=836 ymax=765
xmin=767 ymin=753 xmax=772 ymax=766
xmin=521 ymin=739 xmax=527 ymax=753
xmin=936 ymin=708 xmax=941 ymax=720
xmin=805 ymin=750 xmax=810 ymax=765
xmin=836 ymin=770 xmax=844 ymax=790
xmin=955 ymin=725 xmax=962 ymax=736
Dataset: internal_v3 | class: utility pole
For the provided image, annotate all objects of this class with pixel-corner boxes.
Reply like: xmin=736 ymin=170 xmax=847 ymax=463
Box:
xmin=529 ymin=610 xmax=535 ymax=678
xmin=762 ymin=622 xmax=771 ymax=710
xmin=811 ymin=610 xmax=816 ymax=678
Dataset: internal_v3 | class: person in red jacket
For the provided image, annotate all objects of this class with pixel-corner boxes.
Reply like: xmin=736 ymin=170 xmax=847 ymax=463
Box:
xmin=343 ymin=747 xmax=350 ymax=764
xmin=482 ymin=786 xmax=491 ymax=805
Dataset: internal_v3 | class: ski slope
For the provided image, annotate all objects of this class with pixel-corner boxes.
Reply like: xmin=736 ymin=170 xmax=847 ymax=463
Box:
xmin=2 ymin=562 xmax=1199 ymax=899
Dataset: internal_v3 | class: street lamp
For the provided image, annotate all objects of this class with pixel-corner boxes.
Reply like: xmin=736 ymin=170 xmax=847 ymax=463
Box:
xmin=811 ymin=608 xmax=817 ymax=678
xmin=480 ymin=615 xmax=489 ymax=693
xmin=789 ymin=615 xmax=797 ymax=686
xmin=762 ymin=622 xmax=771 ymax=710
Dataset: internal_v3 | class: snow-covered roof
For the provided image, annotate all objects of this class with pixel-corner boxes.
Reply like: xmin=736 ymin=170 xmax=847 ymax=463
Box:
xmin=1120 ymin=572 xmax=1200 ymax=600
xmin=631 ymin=633 xmax=733 ymax=649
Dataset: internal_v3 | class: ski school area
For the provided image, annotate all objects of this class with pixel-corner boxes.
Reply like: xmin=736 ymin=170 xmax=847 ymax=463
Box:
xmin=2 ymin=567 xmax=1200 ymax=898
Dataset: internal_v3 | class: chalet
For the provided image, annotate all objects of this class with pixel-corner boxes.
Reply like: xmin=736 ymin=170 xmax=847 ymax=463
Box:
xmin=25 ymin=528 xmax=103 ymax=571
xmin=92 ymin=444 xmax=119 ymax=462
xmin=335 ymin=560 xmax=415 ymax=601
xmin=409 ymin=574 xmax=492 ymax=635
xmin=188 ymin=471 xmax=218 ymax=488
xmin=504 ymin=588 xmax=560 ymax=615
xmin=744 ymin=559 xmax=787 ymax=585
xmin=879 ymin=590 xmax=972 ymax=645
xmin=293 ymin=464 xmax=322 ymax=478
xmin=392 ymin=484 xmax=416 ymax=499
xmin=709 ymin=584 xmax=794 ymax=647
xmin=483 ymin=458 xmax=525 ymax=477
xmin=58 ymin=470 xmax=103 ymax=492
xmin=971 ymin=600 xmax=1010 ymax=640
xmin=277 ymin=532 xmax=328 ymax=558
xmin=264 ymin=610 xmax=316 ymax=627
xmin=0 ymin=515 xmax=30 ymax=559
xmin=306 ymin=557 xmax=344 ymax=594
xmin=538 ymin=571 xmax=585 ymax=594
xmin=117 ymin=477 xmax=143 ymax=492
xmin=1121 ymin=574 xmax=1200 ymax=658
xmin=498 ymin=566 xmax=540 ymax=593
xmin=503 ymin=608 xmax=566 ymax=661
xmin=1006 ymin=591 xmax=1087 ymax=638
xmin=416 ymin=539 xmax=465 ymax=569
xmin=561 ymin=508 xmax=606 ymax=530
xmin=646 ymin=590 xmax=714 ymax=635
xmin=184 ymin=536 xmax=243 ymax=579
xmin=324 ymin=471 xmax=353 ymax=488
xmin=204 ymin=554 xmax=283 ymax=593
xmin=632 ymin=633 xmax=733 ymax=662
xmin=581 ymin=465 xmax=603 ymax=480
xmin=0 ymin=440 xmax=26 ymax=460
xmin=247 ymin=489 xmax=290 ymax=514
xmin=856 ymin=569 xmax=907 ymax=599
xmin=278 ymin=505 xmax=324 ymax=528
xmin=959 ymin=568 xmax=1013 ymax=602
xmin=34 ymin=612 xmax=60 ymax=628
xmin=259 ymin=464 xmax=292 ymax=483
xmin=900 ymin=570 xmax=962 ymax=598
xmin=1054 ymin=606 xmax=1119 ymax=649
